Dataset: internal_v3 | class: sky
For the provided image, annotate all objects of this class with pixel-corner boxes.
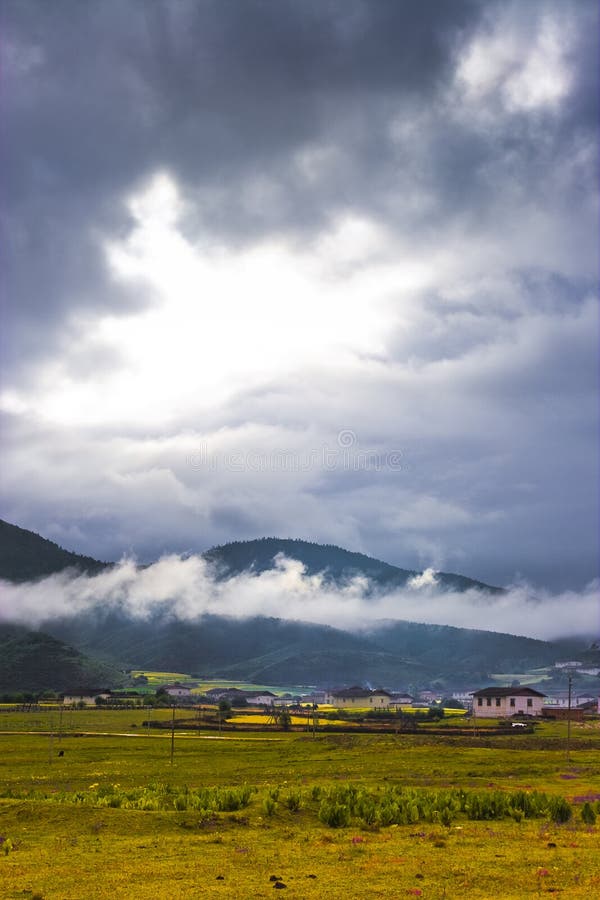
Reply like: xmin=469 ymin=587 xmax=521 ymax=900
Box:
xmin=1 ymin=0 xmax=598 ymax=595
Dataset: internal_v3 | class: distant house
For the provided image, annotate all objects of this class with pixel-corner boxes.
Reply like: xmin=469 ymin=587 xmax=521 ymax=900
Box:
xmin=245 ymin=691 xmax=277 ymax=706
xmin=303 ymin=691 xmax=328 ymax=703
xmin=389 ymin=693 xmax=414 ymax=707
xmin=204 ymin=688 xmax=277 ymax=705
xmin=161 ymin=683 xmax=193 ymax=698
xmin=205 ymin=688 xmax=245 ymax=701
xmin=418 ymin=690 xmax=441 ymax=704
xmin=325 ymin=687 xmax=393 ymax=709
xmin=544 ymin=692 xmax=597 ymax=709
xmin=552 ymin=661 xmax=600 ymax=676
xmin=273 ymin=694 xmax=301 ymax=707
xmin=62 ymin=689 xmax=111 ymax=706
xmin=451 ymin=691 xmax=474 ymax=708
xmin=471 ymin=687 xmax=546 ymax=718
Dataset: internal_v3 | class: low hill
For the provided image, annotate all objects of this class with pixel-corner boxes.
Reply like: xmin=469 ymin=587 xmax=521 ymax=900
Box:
xmin=367 ymin=620 xmax=566 ymax=689
xmin=40 ymin=608 xmax=570 ymax=690
xmin=0 ymin=624 xmax=126 ymax=693
xmin=41 ymin=611 xmax=419 ymax=685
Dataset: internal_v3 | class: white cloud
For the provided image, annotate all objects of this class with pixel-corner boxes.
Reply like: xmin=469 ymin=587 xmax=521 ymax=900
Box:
xmin=7 ymin=172 xmax=403 ymax=429
xmin=457 ymin=11 xmax=573 ymax=112
xmin=407 ymin=568 xmax=439 ymax=590
xmin=0 ymin=554 xmax=596 ymax=641
xmin=503 ymin=17 xmax=573 ymax=112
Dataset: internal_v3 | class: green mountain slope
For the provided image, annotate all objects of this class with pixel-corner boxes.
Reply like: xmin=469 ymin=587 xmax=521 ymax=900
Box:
xmin=0 ymin=520 xmax=500 ymax=593
xmin=212 ymin=643 xmax=426 ymax=686
xmin=368 ymin=621 xmax=563 ymax=687
xmin=43 ymin=612 xmax=412 ymax=680
xmin=41 ymin=607 xmax=571 ymax=689
xmin=0 ymin=519 xmax=108 ymax=582
xmin=0 ymin=518 xmax=579 ymax=689
xmin=204 ymin=537 xmax=503 ymax=593
xmin=0 ymin=625 xmax=125 ymax=693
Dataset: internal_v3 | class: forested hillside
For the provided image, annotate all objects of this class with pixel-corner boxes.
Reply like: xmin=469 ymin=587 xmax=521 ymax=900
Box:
xmin=0 ymin=519 xmax=108 ymax=582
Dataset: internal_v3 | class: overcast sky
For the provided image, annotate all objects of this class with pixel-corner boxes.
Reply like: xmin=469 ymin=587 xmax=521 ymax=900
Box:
xmin=1 ymin=0 xmax=598 ymax=592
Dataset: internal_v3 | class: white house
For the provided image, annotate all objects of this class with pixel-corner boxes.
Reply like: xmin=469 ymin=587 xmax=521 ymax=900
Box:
xmin=325 ymin=687 xmax=393 ymax=708
xmin=245 ymin=691 xmax=277 ymax=706
xmin=390 ymin=693 xmax=414 ymax=707
xmin=418 ymin=690 xmax=441 ymax=704
xmin=161 ymin=683 xmax=193 ymax=698
xmin=451 ymin=691 xmax=474 ymax=707
xmin=544 ymin=692 xmax=597 ymax=709
xmin=204 ymin=688 xmax=278 ymax=705
xmin=471 ymin=686 xmax=546 ymax=718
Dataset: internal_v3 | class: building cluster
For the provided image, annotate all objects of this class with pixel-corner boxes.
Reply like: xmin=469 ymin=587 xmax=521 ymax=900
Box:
xmin=58 ymin=670 xmax=600 ymax=720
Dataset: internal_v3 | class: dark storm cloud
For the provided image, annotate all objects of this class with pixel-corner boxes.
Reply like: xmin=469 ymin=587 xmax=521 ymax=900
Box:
xmin=2 ymin=0 xmax=597 ymax=362
xmin=0 ymin=0 xmax=598 ymax=595
xmin=0 ymin=0 xmax=482 ymax=373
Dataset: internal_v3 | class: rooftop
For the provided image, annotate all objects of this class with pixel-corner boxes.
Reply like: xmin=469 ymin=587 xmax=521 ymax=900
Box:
xmin=471 ymin=687 xmax=546 ymax=698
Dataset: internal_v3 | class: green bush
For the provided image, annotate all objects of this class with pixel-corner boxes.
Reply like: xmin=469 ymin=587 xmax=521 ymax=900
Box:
xmin=581 ymin=802 xmax=596 ymax=825
xmin=548 ymin=796 xmax=572 ymax=824
xmin=284 ymin=791 xmax=302 ymax=812
xmin=262 ymin=797 xmax=276 ymax=817
xmin=318 ymin=800 xmax=351 ymax=828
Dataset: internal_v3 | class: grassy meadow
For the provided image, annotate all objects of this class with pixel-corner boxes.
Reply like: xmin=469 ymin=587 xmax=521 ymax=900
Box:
xmin=0 ymin=708 xmax=599 ymax=898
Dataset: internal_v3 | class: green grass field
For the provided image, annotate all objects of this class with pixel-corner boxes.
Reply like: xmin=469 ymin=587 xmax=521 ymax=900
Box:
xmin=1 ymin=710 xmax=599 ymax=898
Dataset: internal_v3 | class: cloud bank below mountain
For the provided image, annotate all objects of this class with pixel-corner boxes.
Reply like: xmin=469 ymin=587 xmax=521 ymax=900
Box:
xmin=1 ymin=554 xmax=597 ymax=641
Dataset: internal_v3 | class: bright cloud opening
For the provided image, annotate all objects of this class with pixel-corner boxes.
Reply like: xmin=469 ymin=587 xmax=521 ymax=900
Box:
xmin=25 ymin=171 xmax=403 ymax=428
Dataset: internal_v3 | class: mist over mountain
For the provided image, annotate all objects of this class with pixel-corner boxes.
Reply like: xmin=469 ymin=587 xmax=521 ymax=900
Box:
xmin=0 ymin=520 xmax=499 ymax=593
xmin=204 ymin=537 xmax=503 ymax=594
xmin=0 ymin=519 xmax=596 ymax=692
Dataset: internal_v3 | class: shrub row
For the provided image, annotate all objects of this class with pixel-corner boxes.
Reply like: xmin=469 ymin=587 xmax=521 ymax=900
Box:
xmin=1 ymin=781 xmax=592 ymax=827
xmin=316 ymin=785 xmax=575 ymax=828
xmin=2 ymin=781 xmax=255 ymax=814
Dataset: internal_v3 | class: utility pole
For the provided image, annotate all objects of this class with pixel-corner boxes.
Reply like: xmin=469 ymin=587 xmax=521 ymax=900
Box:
xmin=566 ymin=674 xmax=572 ymax=762
xmin=170 ymin=705 xmax=175 ymax=765
xmin=48 ymin=710 xmax=54 ymax=766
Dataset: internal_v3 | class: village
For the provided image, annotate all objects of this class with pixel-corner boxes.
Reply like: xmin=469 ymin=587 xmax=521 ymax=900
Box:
xmin=42 ymin=658 xmax=600 ymax=728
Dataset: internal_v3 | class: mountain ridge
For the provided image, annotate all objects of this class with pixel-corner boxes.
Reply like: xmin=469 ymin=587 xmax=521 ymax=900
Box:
xmin=0 ymin=518 xmax=502 ymax=594
xmin=0 ymin=518 xmax=587 ymax=691
xmin=0 ymin=518 xmax=108 ymax=582
xmin=204 ymin=537 xmax=503 ymax=594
